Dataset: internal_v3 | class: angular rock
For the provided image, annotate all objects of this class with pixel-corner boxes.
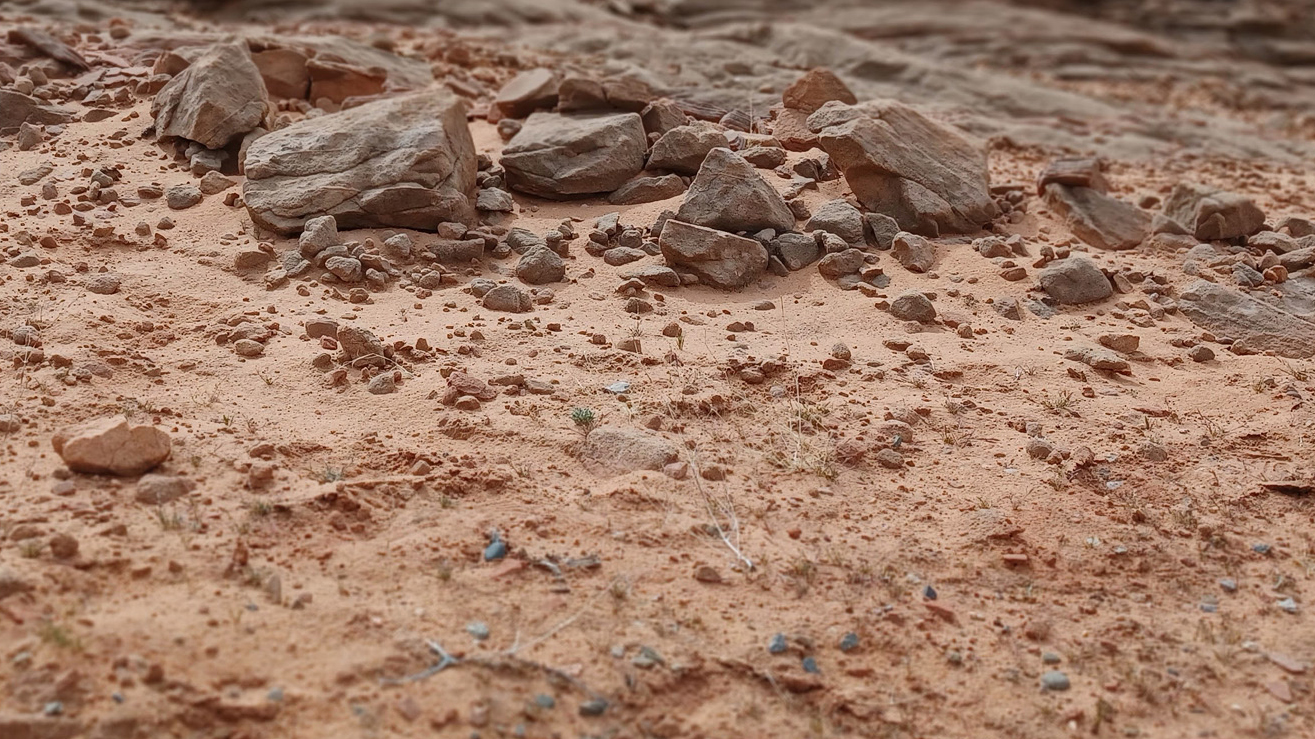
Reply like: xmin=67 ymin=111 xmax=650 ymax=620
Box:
xmin=1037 ymin=256 xmax=1112 ymax=305
xmin=1035 ymin=157 xmax=1108 ymax=195
xmin=152 ymin=42 xmax=268 ymax=149
xmin=52 ymin=417 xmax=171 ymax=476
xmin=783 ymin=68 xmax=857 ymax=114
xmin=773 ymin=232 xmax=820 ymax=271
xmin=482 ymin=285 xmax=533 ymax=312
xmin=608 ymin=174 xmax=686 ymax=205
xmin=252 ymin=48 xmax=310 ymax=99
xmin=892 ymin=232 xmax=935 ymax=273
xmin=675 ymin=148 xmax=794 ymax=234
xmin=647 ymin=123 xmax=724 ymax=175
xmin=581 ymin=427 xmax=680 ymax=473
xmin=818 ymin=248 xmax=865 ymax=279
xmin=1163 ymin=182 xmax=1265 ymax=241
xmin=501 ymin=112 xmax=646 ymax=199
xmin=1043 ymin=184 xmax=1149 ymax=251
xmin=621 ymin=265 xmax=681 ymax=288
xmin=243 ymin=90 xmax=476 ymax=235
xmin=641 ymin=99 xmax=689 ymax=137
xmin=135 ymin=474 xmax=195 ymax=505
xmin=817 ymin=102 xmax=997 ymax=234
xmin=476 ymin=187 xmax=515 ymax=212
xmin=493 ymin=68 xmax=559 ymax=119
xmin=1065 ymin=346 xmax=1130 ymax=372
xmin=889 ymin=291 xmax=937 ymax=323
xmin=805 ymin=199 xmax=866 ymax=247
xmin=659 ymin=220 xmax=767 ymax=290
xmin=1179 ymin=280 xmax=1315 ymax=359
xmin=516 ymin=247 xmax=565 ymax=285
xmin=0 ymin=90 xmax=74 ymax=132
xmin=338 ymin=325 xmax=385 ymax=363
xmin=307 ymin=58 xmax=385 ymax=104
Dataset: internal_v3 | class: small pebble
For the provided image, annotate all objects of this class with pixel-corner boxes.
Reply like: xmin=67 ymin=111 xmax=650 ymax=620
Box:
xmin=1277 ymin=597 xmax=1298 ymax=614
xmin=1252 ymin=543 xmax=1271 ymax=554
xmin=466 ymin=622 xmax=490 ymax=641
xmin=768 ymin=633 xmax=787 ymax=654
xmin=1219 ymin=578 xmax=1237 ymax=593
xmin=839 ymin=632 xmax=859 ymax=653
xmin=1041 ymin=670 xmax=1071 ymax=691
xmin=802 ymin=656 xmax=820 ymax=674
xmin=1042 ymin=652 xmax=1061 ymax=664
xmin=578 ymin=698 xmax=608 ymax=717
xmin=923 ymin=584 xmax=938 ymax=600
xmin=483 ymin=540 xmax=508 ymax=561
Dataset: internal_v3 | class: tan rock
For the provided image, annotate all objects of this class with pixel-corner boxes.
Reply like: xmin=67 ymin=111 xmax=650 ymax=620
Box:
xmin=52 ymin=417 xmax=171 ymax=476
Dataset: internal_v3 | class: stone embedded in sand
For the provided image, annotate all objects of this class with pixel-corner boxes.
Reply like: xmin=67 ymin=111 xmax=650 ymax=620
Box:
xmin=805 ymin=199 xmax=866 ymax=247
xmin=482 ymin=285 xmax=534 ymax=313
xmin=0 ymin=90 xmax=73 ymax=133
xmin=1162 ymin=182 xmax=1265 ymax=241
xmin=1043 ymin=183 xmax=1149 ymax=251
xmin=608 ymin=174 xmax=686 ymax=205
xmin=493 ymin=68 xmax=560 ymax=119
xmin=782 ymin=68 xmax=857 ymax=114
xmin=1037 ymin=256 xmax=1112 ymax=305
xmin=516 ymin=247 xmax=565 ymax=285
xmin=52 ymin=417 xmax=171 ymax=476
xmin=675 ymin=148 xmax=794 ymax=234
xmin=773 ymin=232 xmax=820 ymax=271
xmin=647 ymin=122 xmax=725 ymax=175
xmin=892 ymin=232 xmax=935 ymax=273
xmin=582 ymin=427 xmax=680 ymax=473
xmin=166 ymin=184 xmax=203 ymax=210
xmin=659 ymin=219 xmax=768 ymax=290
xmin=500 ymin=112 xmax=646 ymax=199
xmin=889 ymin=290 xmax=937 ymax=323
xmin=817 ymin=101 xmax=997 ymax=235
xmin=1178 ymin=279 xmax=1315 ymax=359
xmin=151 ymin=42 xmax=269 ymax=149
xmin=817 ymin=248 xmax=865 ymax=279
xmin=338 ymin=325 xmax=386 ymax=365
xmin=243 ymin=90 xmax=476 ymax=235
xmin=135 ymin=474 xmax=195 ymax=505
xmin=1064 ymin=346 xmax=1130 ymax=372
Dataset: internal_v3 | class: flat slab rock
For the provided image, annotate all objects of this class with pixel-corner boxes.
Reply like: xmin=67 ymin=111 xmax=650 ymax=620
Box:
xmin=500 ymin=112 xmax=646 ymax=199
xmin=243 ymin=90 xmax=476 ymax=235
xmin=582 ymin=427 xmax=680 ymax=473
xmin=1043 ymin=183 xmax=1149 ymax=251
xmin=1179 ymin=279 xmax=1315 ymax=359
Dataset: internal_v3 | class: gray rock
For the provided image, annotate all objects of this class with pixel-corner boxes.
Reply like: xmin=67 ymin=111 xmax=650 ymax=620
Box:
xmin=773 ymin=232 xmax=820 ymax=271
xmin=675 ymin=148 xmax=794 ymax=234
xmin=166 ymin=185 xmax=203 ymax=210
xmin=516 ymin=247 xmax=565 ymax=285
xmin=889 ymin=290 xmax=937 ymax=323
xmin=1162 ymin=182 xmax=1265 ymax=241
xmin=338 ymin=325 xmax=386 ymax=364
xmin=741 ymin=146 xmax=787 ymax=169
xmin=1042 ymin=183 xmax=1149 ymax=251
xmin=151 ymin=42 xmax=268 ymax=149
xmin=325 ymin=256 xmax=363 ymax=282
xmin=482 ymin=285 xmax=533 ymax=312
xmin=608 ymin=174 xmax=686 ymax=205
xmin=476 ymin=187 xmax=515 ymax=212
xmin=1248 ymin=231 xmax=1297 ymax=254
xmin=581 ymin=427 xmax=680 ymax=473
xmin=603 ymin=247 xmax=646 ymax=266
xmin=647 ymin=122 xmax=724 ymax=175
xmin=1041 ymin=671 xmax=1071 ymax=691
xmin=367 ymin=373 xmax=396 ymax=394
xmin=805 ymin=199 xmax=866 ymax=247
xmin=1233 ymin=263 xmax=1264 ymax=288
xmin=135 ymin=474 xmax=195 ymax=505
xmin=0 ymin=90 xmax=74 ymax=132
xmin=86 ymin=274 xmax=122 ymax=295
xmin=493 ymin=68 xmax=559 ymax=118
xmin=621 ymin=265 xmax=681 ymax=288
xmin=199 ymin=171 xmax=236 ymax=195
xmin=864 ymin=212 xmax=900 ymax=249
xmin=1037 ymin=256 xmax=1112 ymax=305
xmin=1178 ymin=279 xmax=1315 ymax=359
xmin=244 ymin=90 xmax=476 ymax=235
xmin=817 ymin=101 xmax=997 ymax=234
xmin=501 ymin=112 xmax=646 ymax=198
xmin=817 ymin=248 xmax=865 ymax=279
xmin=892 ymin=232 xmax=935 ymax=273
xmin=299 ymin=215 xmax=339 ymax=257
xmin=658 ymin=220 xmax=768 ymax=290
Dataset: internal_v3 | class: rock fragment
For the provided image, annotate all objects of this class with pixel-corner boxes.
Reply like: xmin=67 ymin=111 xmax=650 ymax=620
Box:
xmin=52 ymin=418 xmax=171 ymax=476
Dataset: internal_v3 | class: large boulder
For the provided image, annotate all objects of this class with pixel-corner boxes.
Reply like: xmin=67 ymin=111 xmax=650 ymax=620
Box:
xmin=151 ymin=42 xmax=269 ymax=149
xmin=1043 ymin=183 xmax=1149 ymax=251
xmin=675 ymin=148 xmax=794 ymax=234
xmin=243 ymin=90 xmax=476 ymax=235
xmin=1037 ymin=256 xmax=1112 ymax=305
xmin=500 ymin=112 xmax=646 ymax=199
xmin=52 ymin=417 xmax=171 ymax=476
xmin=659 ymin=219 xmax=768 ymax=290
xmin=816 ymin=101 xmax=997 ymax=235
xmin=1162 ymin=182 xmax=1265 ymax=241
xmin=1179 ymin=280 xmax=1315 ymax=358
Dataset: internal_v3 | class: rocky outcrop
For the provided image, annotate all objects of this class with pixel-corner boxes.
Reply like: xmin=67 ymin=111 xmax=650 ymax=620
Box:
xmin=500 ymin=112 xmax=647 ymax=198
xmin=243 ymin=90 xmax=476 ymax=235
xmin=1179 ymin=280 xmax=1315 ymax=358
xmin=151 ymin=41 xmax=269 ymax=149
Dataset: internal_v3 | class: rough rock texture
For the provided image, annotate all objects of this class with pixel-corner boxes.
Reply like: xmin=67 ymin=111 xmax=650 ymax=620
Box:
xmin=251 ymin=48 xmax=311 ymax=99
xmin=783 ymin=68 xmax=857 ymax=114
xmin=516 ymin=246 xmax=566 ymax=284
xmin=1162 ymin=182 xmax=1266 ymax=241
xmin=493 ymin=68 xmax=559 ymax=119
xmin=659 ymin=219 xmax=768 ymax=289
xmin=0 ymin=90 xmax=74 ymax=132
xmin=816 ymin=101 xmax=997 ymax=235
xmin=501 ymin=112 xmax=646 ymax=198
xmin=675 ymin=148 xmax=794 ymax=234
xmin=608 ymin=174 xmax=686 ymax=205
xmin=647 ymin=123 xmax=727 ymax=175
xmin=892 ymin=232 xmax=935 ymax=273
xmin=1037 ymin=256 xmax=1113 ymax=305
xmin=243 ymin=90 xmax=476 ymax=235
xmin=582 ymin=427 xmax=680 ymax=473
xmin=805 ymin=199 xmax=866 ymax=247
xmin=890 ymin=290 xmax=937 ymax=322
xmin=151 ymin=42 xmax=269 ymax=149
xmin=1179 ymin=280 xmax=1315 ymax=358
xmin=1042 ymin=184 xmax=1149 ymax=251
xmin=52 ymin=417 xmax=172 ymax=476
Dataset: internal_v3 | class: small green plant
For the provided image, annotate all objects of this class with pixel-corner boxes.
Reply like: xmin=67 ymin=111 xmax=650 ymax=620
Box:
xmin=248 ymin=499 xmax=274 ymax=518
xmin=220 ymin=414 xmax=233 ymax=429
xmin=1040 ymin=390 xmax=1077 ymax=414
xmin=571 ymin=407 xmax=598 ymax=435
xmin=320 ymin=467 xmax=344 ymax=483
xmin=156 ymin=507 xmax=184 ymax=531
xmin=38 ymin=620 xmax=82 ymax=651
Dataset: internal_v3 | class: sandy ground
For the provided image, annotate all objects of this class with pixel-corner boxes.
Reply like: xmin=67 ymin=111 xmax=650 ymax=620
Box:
xmin=2 ymin=3 xmax=1314 ymax=738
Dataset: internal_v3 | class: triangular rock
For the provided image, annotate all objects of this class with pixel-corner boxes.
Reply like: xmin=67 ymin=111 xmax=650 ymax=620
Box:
xmin=675 ymin=148 xmax=795 ymax=234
